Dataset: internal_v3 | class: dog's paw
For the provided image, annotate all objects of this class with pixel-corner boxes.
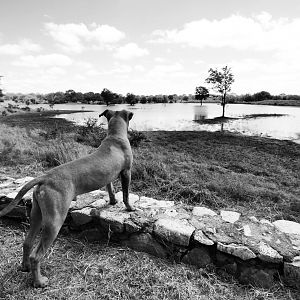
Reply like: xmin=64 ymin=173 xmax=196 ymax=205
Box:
xmin=33 ymin=276 xmax=49 ymax=288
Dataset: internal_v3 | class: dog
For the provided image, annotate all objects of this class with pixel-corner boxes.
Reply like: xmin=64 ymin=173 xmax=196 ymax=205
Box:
xmin=0 ymin=109 xmax=134 ymax=288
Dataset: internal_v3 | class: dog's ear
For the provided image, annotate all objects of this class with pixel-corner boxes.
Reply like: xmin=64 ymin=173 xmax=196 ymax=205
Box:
xmin=128 ymin=111 xmax=133 ymax=121
xmin=99 ymin=110 xmax=115 ymax=121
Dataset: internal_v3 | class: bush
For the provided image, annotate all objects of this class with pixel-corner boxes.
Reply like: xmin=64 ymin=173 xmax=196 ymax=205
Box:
xmin=128 ymin=130 xmax=147 ymax=147
xmin=76 ymin=117 xmax=106 ymax=148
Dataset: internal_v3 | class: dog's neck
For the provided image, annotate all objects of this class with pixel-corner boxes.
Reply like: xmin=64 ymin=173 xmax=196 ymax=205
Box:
xmin=107 ymin=117 xmax=128 ymax=138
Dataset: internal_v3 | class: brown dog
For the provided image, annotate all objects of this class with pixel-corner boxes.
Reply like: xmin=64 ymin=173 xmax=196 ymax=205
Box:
xmin=0 ymin=109 xmax=134 ymax=288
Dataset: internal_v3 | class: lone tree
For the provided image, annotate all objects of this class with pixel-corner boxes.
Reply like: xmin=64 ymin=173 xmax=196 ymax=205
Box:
xmin=205 ymin=66 xmax=234 ymax=117
xmin=195 ymin=86 xmax=209 ymax=105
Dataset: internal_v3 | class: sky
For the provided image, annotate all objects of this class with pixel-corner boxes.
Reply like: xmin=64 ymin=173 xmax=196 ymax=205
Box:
xmin=1 ymin=0 xmax=300 ymax=96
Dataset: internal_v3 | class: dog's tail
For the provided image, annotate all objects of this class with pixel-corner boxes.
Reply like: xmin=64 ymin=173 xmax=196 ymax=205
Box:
xmin=0 ymin=177 xmax=45 ymax=217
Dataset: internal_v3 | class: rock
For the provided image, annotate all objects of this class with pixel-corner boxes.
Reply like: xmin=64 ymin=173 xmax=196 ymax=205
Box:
xmin=190 ymin=215 xmax=243 ymax=245
xmin=122 ymin=233 xmax=167 ymax=258
xmin=239 ymin=267 xmax=275 ymax=289
xmin=95 ymin=209 xmax=130 ymax=233
xmin=260 ymin=219 xmax=274 ymax=226
xmin=124 ymin=219 xmax=141 ymax=233
xmin=78 ymin=228 xmax=107 ymax=242
xmin=90 ymin=198 xmax=108 ymax=209
xmin=273 ymin=220 xmax=300 ymax=236
xmin=239 ymin=219 xmax=299 ymax=262
xmin=194 ymin=230 xmax=214 ymax=246
xmin=182 ymin=247 xmax=212 ymax=267
xmin=154 ymin=218 xmax=195 ymax=246
xmin=243 ymin=224 xmax=252 ymax=236
xmin=138 ymin=196 xmax=174 ymax=209
xmin=192 ymin=207 xmax=217 ymax=217
xmin=257 ymin=242 xmax=283 ymax=263
xmin=220 ymin=210 xmax=240 ymax=223
xmin=283 ymin=256 xmax=300 ymax=289
xmin=217 ymin=243 xmax=256 ymax=260
xmin=71 ymin=207 xmax=93 ymax=225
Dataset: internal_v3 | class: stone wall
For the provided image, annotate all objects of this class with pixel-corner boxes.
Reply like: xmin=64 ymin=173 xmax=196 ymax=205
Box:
xmin=1 ymin=176 xmax=299 ymax=289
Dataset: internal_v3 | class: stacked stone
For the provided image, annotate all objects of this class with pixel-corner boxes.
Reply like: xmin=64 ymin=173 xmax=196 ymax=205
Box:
xmin=1 ymin=176 xmax=299 ymax=289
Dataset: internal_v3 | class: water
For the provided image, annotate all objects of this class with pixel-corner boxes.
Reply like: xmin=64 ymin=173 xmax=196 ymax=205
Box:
xmin=37 ymin=103 xmax=300 ymax=143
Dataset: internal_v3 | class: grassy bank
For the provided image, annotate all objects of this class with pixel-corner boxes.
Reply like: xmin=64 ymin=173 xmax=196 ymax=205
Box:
xmin=0 ymin=112 xmax=299 ymax=298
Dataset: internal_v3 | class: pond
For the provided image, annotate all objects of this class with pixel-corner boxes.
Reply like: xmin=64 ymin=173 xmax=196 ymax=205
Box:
xmin=39 ymin=103 xmax=300 ymax=144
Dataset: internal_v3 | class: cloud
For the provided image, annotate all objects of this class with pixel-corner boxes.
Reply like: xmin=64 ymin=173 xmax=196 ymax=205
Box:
xmin=13 ymin=53 xmax=72 ymax=68
xmin=148 ymin=63 xmax=184 ymax=78
xmin=114 ymin=43 xmax=149 ymax=60
xmin=0 ymin=39 xmax=41 ymax=55
xmin=45 ymin=22 xmax=125 ymax=53
xmin=150 ymin=12 xmax=300 ymax=52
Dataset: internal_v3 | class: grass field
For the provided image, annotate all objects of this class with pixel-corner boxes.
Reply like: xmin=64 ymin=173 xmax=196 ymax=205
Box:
xmin=0 ymin=111 xmax=299 ymax=299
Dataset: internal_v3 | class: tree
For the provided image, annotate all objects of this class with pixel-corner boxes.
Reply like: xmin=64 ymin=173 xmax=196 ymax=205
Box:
xmin=253 ymin=91 xmax=272 ymax=102
xmin=205 ymin=66 xmax=234 ymax=117
xmin=125 ymin=93 xmax=136 ymax=106
xmin=101 ymin=88 xmax=115 ymax=106
xmin=195 ymin=86 xmax=209 ymax=105
xmin=65 ymin=89 xmax=76 ymax=103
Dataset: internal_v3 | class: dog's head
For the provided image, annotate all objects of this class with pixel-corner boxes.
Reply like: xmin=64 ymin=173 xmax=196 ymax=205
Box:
xmin=99 ymin=109 xmax=133 ymax=125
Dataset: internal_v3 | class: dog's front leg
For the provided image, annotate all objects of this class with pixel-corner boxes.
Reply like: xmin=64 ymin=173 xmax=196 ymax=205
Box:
xmin=120 ymin=169 xmax=134 ymax=211
xmin=106 ymin=183 xmax=117 ymax=205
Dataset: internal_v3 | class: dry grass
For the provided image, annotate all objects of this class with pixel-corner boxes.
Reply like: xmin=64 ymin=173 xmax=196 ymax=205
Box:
xmin=0 ymin=219 xmax=298 ymax=300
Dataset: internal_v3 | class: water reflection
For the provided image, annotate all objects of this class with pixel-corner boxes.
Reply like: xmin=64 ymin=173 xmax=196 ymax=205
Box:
xmin=194 ymin=106 xmax=208 ymax=121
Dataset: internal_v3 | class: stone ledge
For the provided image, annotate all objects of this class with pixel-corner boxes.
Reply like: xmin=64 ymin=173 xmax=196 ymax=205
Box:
xmin=1 ymin=176 xmax=300 ymax=290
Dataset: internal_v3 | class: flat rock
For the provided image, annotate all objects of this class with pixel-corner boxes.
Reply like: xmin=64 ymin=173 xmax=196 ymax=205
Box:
xmin=194 ymin=230 xmax=214 ymax=246
xmin=95 ymin=209 xmax=130 ymax=233
xmin=154 ymin=218 xmax=195 ymax=246
xmin=273 ymin=220 xmax=300 ymax=235
xmin=190 ymin=215 xmax=243 ymax=244
xmin=138 ymin=196 xmax=174 ymax=209
xmin=257 ymin=242 xmax=283 ymax=263
xmin=192 ymin=207 xmax=217 ymax=217
xmin=70 ymin=207 xmax=93 ymax=226
xmin=220 ymin=210 xmax=241 ymax=223
xmin=217 ymin=242 xmax=256 ymax=260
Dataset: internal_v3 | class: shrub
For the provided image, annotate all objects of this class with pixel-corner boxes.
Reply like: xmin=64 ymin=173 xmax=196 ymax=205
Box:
xmin=128 ymin=129 xmax=147 ymax=147
xmin=76 ymin=117 xmax=106 ymax=148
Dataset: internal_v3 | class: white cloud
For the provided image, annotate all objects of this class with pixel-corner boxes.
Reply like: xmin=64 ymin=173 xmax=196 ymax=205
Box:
xmin=13 ymin=54 xmax=72 ymax=68
xmin=45 ymin=22 xmax=125 ymax=53
xmin=150 ymin=12 xmax=300 ymax=52
xmin=0 ymin=39 xmax=41 ymax=55
xmin=114 ymin=43 xmax=149 ymax=60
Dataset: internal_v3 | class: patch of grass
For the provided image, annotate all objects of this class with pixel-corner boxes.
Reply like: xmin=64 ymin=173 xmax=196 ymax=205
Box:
xmin=131 ymin=131 xmax=300 ymax=222
xmin=0 ymin=219 xmax=298 ymax=300
xmin=34 ymin=139 xmax=92 ymax=168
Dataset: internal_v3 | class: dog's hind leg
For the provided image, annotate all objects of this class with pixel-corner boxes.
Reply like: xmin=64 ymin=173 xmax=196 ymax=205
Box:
xmin=106 ymin=182 xmax=117 ymax=205
xmin=29 ymin=189 xmax=70 ymax=288
xmin=20 ymin=190 xmax=42 ymax=272
xmin=120 ymin=169 xmax=134 ymax=211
